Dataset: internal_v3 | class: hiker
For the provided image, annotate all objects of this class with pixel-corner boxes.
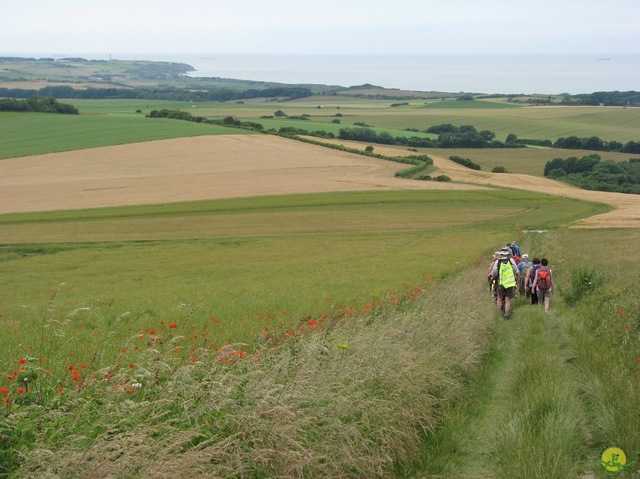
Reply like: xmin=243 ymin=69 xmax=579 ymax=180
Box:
xmin=510 ymin=241 xmax=521 ymax=258
xmin=487 ymin=251 xmax=502 ymax=301
xmin=524 ymin=257 xmax=541 ymax=305
xmin=532 ymin=257 xmax=554 ymax=312
xmin=517 ymin=254 xmax=532 ymax=297
xmin=490 ymin=249 xmax=518 ymax=319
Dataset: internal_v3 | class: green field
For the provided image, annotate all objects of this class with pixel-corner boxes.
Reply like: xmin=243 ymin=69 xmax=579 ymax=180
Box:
xmin=2 ymin=97 xmax=638 ymax=161
xmin=0 ymin=190 xmax=604 ymax=351
xmin=0 ymin=111 xmax=243 ymax=159
xmin=1 ymin=77 xmax=639 ymax=477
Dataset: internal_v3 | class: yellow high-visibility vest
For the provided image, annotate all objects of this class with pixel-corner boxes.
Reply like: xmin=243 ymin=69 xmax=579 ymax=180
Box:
xmin=499 ymin=261 xmax=516 ymax=288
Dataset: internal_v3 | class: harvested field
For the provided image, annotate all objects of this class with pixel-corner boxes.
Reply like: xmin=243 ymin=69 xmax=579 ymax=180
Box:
xmin=0 ymin=134 xmax=483 ymax=215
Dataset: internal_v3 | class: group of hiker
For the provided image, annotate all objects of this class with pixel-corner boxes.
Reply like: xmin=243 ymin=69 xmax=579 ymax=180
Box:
xmin=487 ymin=241 xmax=554 ymax=319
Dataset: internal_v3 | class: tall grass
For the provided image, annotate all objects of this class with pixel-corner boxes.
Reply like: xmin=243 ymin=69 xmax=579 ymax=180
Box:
xmin=1 ymin=264 xmax=495 ymax=478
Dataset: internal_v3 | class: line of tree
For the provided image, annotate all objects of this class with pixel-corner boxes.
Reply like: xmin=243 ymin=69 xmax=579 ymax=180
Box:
xmin=147 ymin=109 xmax=266 ymax=131
xmin=449 ymin=155 xmax=481 ymax=170
xmin=0 ymin=95 xmax=78 ymax=114
xmin=338 ymin=124 xmax=513 ymax=149
xmin=544 ymin=154 xmax=640 ymax=194
xmin=561 ymin=90 xmax=640 ymax=106
xmin=0 ymin=85 xmax=313 ymax=102
xmin=552 ymin=136 xmax=640 ymax=154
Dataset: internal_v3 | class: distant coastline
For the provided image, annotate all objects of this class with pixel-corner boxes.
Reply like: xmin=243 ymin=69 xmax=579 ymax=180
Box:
xmin=3 ymin=52 xmax=639 ymax=95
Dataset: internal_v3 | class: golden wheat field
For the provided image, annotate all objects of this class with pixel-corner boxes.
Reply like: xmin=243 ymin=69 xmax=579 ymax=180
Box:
xmin=1 ymin=133 xmax=638 ymax=228
xmin=0 ymin=134 xmax=485 ymax=215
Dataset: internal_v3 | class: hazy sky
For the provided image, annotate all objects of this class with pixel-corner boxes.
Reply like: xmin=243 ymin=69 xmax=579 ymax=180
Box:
xmin=2 ymin=0 xmax=638 ymax=56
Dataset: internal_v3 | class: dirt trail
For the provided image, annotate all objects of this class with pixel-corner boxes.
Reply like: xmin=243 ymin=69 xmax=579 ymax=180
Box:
xmin=331 ymin=140 xmax=640 ymax=229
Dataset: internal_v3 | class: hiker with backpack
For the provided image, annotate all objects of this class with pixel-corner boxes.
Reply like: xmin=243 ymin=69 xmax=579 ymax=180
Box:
xmin=524 ymin=257 xmax=541 ymax=305
xmin=517 ymin=253 xmax=532 ymax=297
xmin=489 ymin=248 xmax=519 ymax=319
xmin=532 ymin=258 xmax=554 ymax=312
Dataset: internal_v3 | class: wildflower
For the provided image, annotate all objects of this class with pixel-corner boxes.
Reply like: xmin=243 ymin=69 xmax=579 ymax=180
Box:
xmin=0 ymin=388 xmax=7 ymax=395
xmin=131 ymin=382 xmax=142 ymax=389
xmin=67 ymin=365 xmax=74 ymax=371
xmin=19 ymin=358 xmax=26 ymax=364
xmin=307 ymin=319 xmax=317 ymax=329
xmin=169 ymin=323 xmax=178 ymax=329
xmin=129 ymin=363 xmax=135 ymax=368
xmin=57 ymin=387 xmax=64 ymax=393
xmin=72 ymin=371 xmax=81 ymax=381
xmin=616 ymin=309 xmax=624 ymax=317
xmin=17 ymin=387 xmax=25 ymax=395
xmin=637 ymin=358 xmax=640 ymax=363
xmin=6 ymin=375 xmax=13 ymax=381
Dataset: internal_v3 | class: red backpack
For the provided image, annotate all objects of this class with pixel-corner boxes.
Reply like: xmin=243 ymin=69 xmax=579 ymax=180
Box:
xmin=537 ymin=269 xmax=551 ymax=291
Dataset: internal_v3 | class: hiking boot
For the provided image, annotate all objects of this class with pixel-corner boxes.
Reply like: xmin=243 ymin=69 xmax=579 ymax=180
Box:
xmin=503 ymin=311 xmax=510 ymax=320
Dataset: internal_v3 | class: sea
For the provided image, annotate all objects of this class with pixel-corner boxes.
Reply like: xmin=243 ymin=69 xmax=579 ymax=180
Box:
xmin=9 ymin=53 xmax=640 ymax=95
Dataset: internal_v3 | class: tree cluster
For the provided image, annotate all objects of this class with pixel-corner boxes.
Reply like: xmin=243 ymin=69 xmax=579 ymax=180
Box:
xmin=552 ymin=136 xmax=640 ymax=154
xmin=337 ymin=124 xmax=509 ymax=149
xmin=0 ymin=95 xmax=78 ymax=114
xmin=544 ymin=154 xmax=640 ymax=194
xmin=563 ymin=90 xmax=640 ymax=107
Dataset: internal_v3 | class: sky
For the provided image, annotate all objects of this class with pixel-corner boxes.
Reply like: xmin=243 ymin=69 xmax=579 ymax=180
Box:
xmin=2 ymin=0 xmax=639 ymax=56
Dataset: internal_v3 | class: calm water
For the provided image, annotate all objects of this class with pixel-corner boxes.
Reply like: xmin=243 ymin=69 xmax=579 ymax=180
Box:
xmin=12 ymin=52 xmax=640 ymax=95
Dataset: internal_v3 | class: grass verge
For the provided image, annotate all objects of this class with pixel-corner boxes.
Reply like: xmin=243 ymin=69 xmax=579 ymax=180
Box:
xmin=0 ymin=262 xmax=495 ymax=478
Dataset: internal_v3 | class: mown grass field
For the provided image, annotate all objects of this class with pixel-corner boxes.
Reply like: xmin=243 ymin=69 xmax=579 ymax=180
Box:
xmin=0 ymin=111 xmax=242 ymax=159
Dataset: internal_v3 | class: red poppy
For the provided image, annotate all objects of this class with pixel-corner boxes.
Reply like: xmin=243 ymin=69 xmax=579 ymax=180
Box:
xmin=129 ymin=363 xmax=136 ymax=368
xmin=616 ymin=309 xmax=624 ymax=317
xmin=0 ymin=387 xmax=8 ymax=395
xmin=169 ymin=323 xmax=178 ymax=329
xmin=6 ymin=375 xmax=13 ymax=381
xmin=67 ymin=364 xmax=74 ymax=371
xmin=19 ymin=358 xmax=26 ymax=364
xmin=17 ymin=387 xmax=25 ymax=395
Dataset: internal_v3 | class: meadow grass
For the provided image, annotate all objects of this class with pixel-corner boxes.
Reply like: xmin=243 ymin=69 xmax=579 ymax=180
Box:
xmin=0 ymin=190 xmax=602 ymax=353
xmin=0 ymin=205 xmax=635 ymax=478
xmin=0 ymin=255 xmax=497 ymax=479
xmin=403 ymin=228 xmax=640 ymax=479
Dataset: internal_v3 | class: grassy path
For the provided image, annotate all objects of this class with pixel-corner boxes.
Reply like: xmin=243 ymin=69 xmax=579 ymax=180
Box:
xmin=407 ymin=296 xmax=593 ymax=478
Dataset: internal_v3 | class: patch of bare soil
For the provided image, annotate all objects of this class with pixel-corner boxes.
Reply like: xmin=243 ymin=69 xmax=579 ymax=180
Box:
xmin=0 ymin=135 xmax=485 ymax=215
